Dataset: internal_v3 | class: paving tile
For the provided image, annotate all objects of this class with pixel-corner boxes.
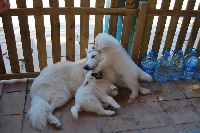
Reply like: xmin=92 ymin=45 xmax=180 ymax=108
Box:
xmin=0 ymin=91 xmax=26 ymax=115
xmin=150 ymin=81 xmax=185 ymax=101
xmin=25 ymin=91 xmax=31 ymax=113
xmin=141 ymin=125 xmax=177 ymax=133
xmin=175 ymin=80 xmax=200 ymax=98
xmin=0 ymin=115 xmax=23 ymax=133
xmin=176 ymin=122 xmax=200 ymax=132
xmin=62 ymin=111 xmax=99 ymax=133
xmin=161 ymin=99 xmax=200 ymax=124
xmin=98 ymin=105 xmax=138 ymax=133
xmin=129 ymin=101 xmax=171 ymax=129
xmin=189 ymin=98 xmax=200 ymax=113
xmin=1 ymin=79 xmax=27 ymax=92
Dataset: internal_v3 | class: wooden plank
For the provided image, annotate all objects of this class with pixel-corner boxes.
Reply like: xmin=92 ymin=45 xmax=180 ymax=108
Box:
xmin=152 ymin=0 xmax=171 ymax=51
xmin=65 ymin=0 xmax=75 ymax=61
xmin=175 ymin=0 xmax=196 ymax=51
xmin=185 ymin=3 xmax=200 ymax=55
xmin=94 ymin=0 xmax=105 ymax=38
xmin=2 ymin=16 xmax=20 ymax=73
xmin=131 ymin=2 xmax=148 ymax=64
xmin=0 ymin=46 xmax=6 ymax=74
xmin=0 ymin=72 xmax=40 ymax=80
xmin=162 ymin=0 xmax=184 ymax=54
xmin=80 ymin=0 xmax=90 ymax=58
xmin=196 ymin=38 xmax=200 ymax=57
xmin=16 ymin=0 xmax=34 ymax=72
xmin=121 ymin=0 xmax=136 ymax=50
xmin=139 ymin=0 xmax=156 ymax=63
xmin=108 ymin=0 xmax=120 ymax=37
xmin=0 ymin=7 xmax=139 ymax=16
xmin=49 ymin=0 xmax=61 ymax=63
xmin=33 ymin=1 xmax=47 ymax=70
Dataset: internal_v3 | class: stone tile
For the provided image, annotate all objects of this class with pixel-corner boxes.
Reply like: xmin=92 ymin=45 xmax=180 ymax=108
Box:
xmin=176 ymin=122 xmax=200 ymax=132
xmin=175 ymin=79 xmax=200 ymax=98
xmin=129 ymin=101 xmax=171 ymax=129
xmin=1 ymin=79 xmax=27 ymax=92
xmin=62 ymin=111 xmax=99 ymax=133
xmin=150 ymin=81 xmax=185 ymax=101
xmin=0 ymin=91 xmax=26 ymax=115
xmin=25 ymin=91 xmax=31 ymax=113
xmin=142 ymin=126 xmax=177 ymax=133
xmin=189 ymin=98 xmax=200 ymax=113
xmin=98 ymin=105 xmax=138 ymax=133
xmin=0 ymin=115 xmax=23 ymax=133
xmin=161 ymin=99 xmax=200 ymax=124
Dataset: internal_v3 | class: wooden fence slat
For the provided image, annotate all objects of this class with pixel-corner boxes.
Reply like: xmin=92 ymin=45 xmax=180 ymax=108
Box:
xmin=65 ymin=0 xmax=75 ymax=61
xmin=2 ymin=16 xmax=20 ymax=73
xmin=16 ymin=0 xmax=34 ymax=72
xmin=121 ymin=0 xmax=136 ymax=50
xmin=80 ymin=0 xmax=90 ymax=58
xmin=0 ymin=46 xmax=6 ymax=74
xmin=138 ymin=0 xmax=156 ymax=63
xmin=185 ymin=3 xmax=200 ymax=55
xmin=108 ymin=0 xmax=120 ymax=37
xmin=197 ymin=38 xmax=200 ymax=57
xmin=33 ymin=1 xmax=47 ymax=70
xmin=175 ymin=0 xmax=196 ymax=51
xmin=49 ymin=0 xmax=61 ymax=63
xmin=0 ymin=72 xmax=40 ymax=80
xmin=162 ymin=0 xmax=184 ymax=54
xmin=94 ymin=0 xmax=105 ymax=38
xmin=152 ymin=0 xmax=171 ymax=51
xmin=131 ymin=2 xmax=148 ymax=64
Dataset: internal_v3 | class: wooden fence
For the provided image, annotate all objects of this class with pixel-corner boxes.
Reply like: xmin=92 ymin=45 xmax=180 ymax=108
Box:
xmin=0 ymin=0 xmax=199 ymax=80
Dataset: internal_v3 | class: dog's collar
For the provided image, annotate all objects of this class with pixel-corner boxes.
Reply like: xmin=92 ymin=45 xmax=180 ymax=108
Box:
xmin=91 ymin=71 xmax=103 ymax=79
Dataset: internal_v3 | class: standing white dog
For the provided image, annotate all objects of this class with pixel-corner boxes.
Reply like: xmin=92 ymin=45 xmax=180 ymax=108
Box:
xmin=84 ymin=33 xmax=153 ymax=99
xmin=71 ymin=71 xmax=120 ymax=120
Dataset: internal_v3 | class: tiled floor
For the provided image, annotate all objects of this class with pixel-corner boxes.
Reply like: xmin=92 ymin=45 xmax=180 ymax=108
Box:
xmin=0 ymin=79 xmax=200 ymax=133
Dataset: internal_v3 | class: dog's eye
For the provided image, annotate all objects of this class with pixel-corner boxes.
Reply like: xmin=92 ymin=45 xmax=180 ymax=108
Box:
xmin=91 ymin=55 xmax=96 ymax=58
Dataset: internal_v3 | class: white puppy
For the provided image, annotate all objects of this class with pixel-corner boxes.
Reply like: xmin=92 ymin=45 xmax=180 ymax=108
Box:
xmin=71 ymin=71 xmax=120 ymax=120
xmin=84 ymin=33 xmax=153 ymax=99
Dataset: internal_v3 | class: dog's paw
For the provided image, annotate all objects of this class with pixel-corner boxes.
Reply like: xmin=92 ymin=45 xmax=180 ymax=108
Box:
xmin=50 ymin=119 xmax=61 ymax=129
xmin=129 ymin=94 xmax=137 ymax=99
xmin=139 ymin=87 xmax=150 ymax=94
xmin=113 ymin=103 xmax=120 ymax=109
xmin=110 ymin=85 xmax=118 ymax=90
xmin=105 ymin=110 xmax=115 ymax=116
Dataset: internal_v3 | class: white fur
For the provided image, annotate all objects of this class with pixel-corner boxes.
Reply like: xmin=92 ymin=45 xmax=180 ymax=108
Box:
xmin=70 ymin=71 xmax=120 ymax=120
xmin=86 ymin=33 xmax=153 ymax=99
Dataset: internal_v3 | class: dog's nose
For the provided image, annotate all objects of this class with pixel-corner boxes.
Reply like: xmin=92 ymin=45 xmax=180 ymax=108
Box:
xmin=84 ymin=64 xmax=90 ymax=70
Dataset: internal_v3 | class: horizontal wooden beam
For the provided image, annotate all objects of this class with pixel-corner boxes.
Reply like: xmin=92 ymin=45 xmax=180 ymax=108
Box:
xmin=0 ymin=7 xmax=139 ymax=16
xmin=148 ymin=9 xmax=200 ymax=17
xmin=0 ymin=72 xmax=40 ymax=80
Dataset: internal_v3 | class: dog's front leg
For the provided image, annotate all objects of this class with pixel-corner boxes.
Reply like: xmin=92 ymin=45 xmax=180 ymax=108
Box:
xmin=93 ymin=58 xmax=110 ymax=73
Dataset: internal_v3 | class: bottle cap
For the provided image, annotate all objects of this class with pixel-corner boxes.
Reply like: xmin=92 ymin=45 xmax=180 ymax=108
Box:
xmin=164 ymin=51 xmax=170 ymax=56
xmin=177 ymin=50 xmax=183 ymax=55
xmin=149 ymin=51 xmax=155 ymax=56
xmin=190 ymin=49 xmax=197 ymax=56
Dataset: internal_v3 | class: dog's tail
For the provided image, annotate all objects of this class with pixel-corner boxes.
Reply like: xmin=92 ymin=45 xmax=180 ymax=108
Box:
xmin=139 ymin=68 xmax=153 ymax=82
xmin=70 ymin=104 xmax=81 ymax=120
xmin=28 ymin=95 xmax=52 ymax=131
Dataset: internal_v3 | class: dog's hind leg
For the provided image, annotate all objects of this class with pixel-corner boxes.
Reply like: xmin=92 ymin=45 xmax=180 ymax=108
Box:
xmin=47 ymin=111 xmax=61 ymax=128
xmin=100 ymin=95 xmax=120 ymax=109
xmin=124 ymin=77 xmax=139 ymax=99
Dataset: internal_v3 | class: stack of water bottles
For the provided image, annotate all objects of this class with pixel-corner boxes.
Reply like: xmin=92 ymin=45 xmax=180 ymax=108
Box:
xmin=140 ymin=49 xmax=200 ymax=82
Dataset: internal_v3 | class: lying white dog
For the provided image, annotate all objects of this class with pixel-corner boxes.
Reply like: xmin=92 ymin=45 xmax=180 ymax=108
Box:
xmin=71 ymin=71 xmax=120 ymax=120
xmin=84 ymin=33 xmax=153 ymax=99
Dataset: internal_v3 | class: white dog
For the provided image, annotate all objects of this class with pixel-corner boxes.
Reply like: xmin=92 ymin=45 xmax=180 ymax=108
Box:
xmin=71 ymin=71 xmax=120 ymax=120
xmin=84 ymin=33 xmax=153 ymax=99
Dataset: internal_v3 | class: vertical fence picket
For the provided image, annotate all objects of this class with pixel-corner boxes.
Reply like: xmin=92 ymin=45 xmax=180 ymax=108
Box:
xmin=16 ymin=0 xmax=34 ymax=72
xmin=94 ymin=0 xmax=105 ymax=38
xmin=139 ymin=0 xmax=156 ymax=61
xmin=185 ymin=3 xmax=200 ymax=55
xmin=2 ymin=16 xmax=20 ymax=73
xmin=49 ymin=0 xmax=61 ymax=63
xmin=33 ymin=0 xmax=47 ymax=70
xmin=108 ymin=0 xmax=120 ymax=37
xmin=121 ymin=0 xmax=136 ymax=50
xmin=175 ymin=0 xmax=196 ymax=52
xmin=162 ymin=0 xmax=184 ymax=53
xmin=65 ymin=0 xmax=75 ymax=61
xmin=131 ymin=2 xmax=148 ymax=64
xmin=0 ymin=46 xmax=6 ymax=74
xmin=152 ymin=0 xmax=171 ymax=51
xmin=80 ymin=0 xmax=90 ymax=58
